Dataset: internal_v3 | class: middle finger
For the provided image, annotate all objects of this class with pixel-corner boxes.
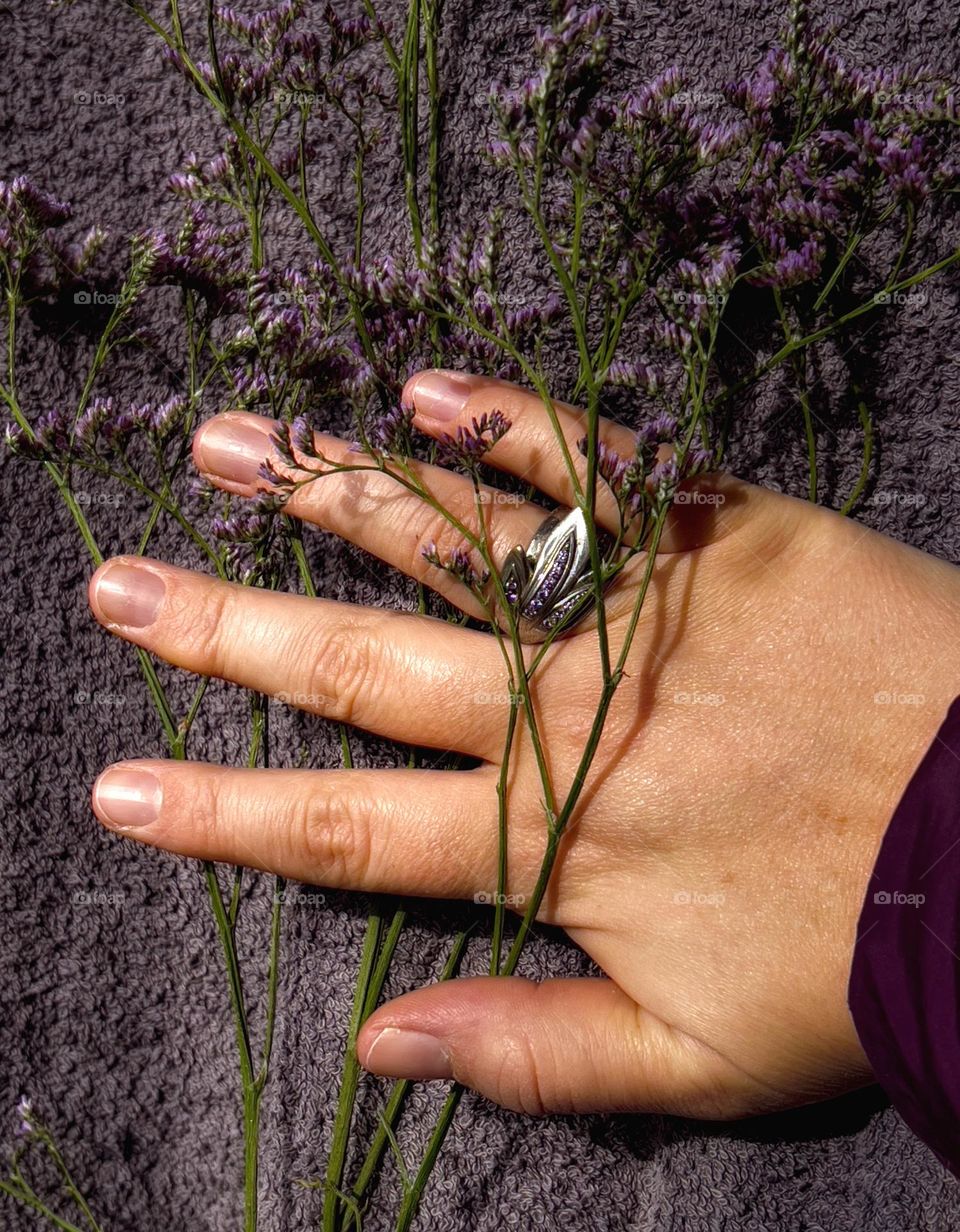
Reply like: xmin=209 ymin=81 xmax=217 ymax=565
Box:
xmin=87 ymin=557 xmax=509 ymax=761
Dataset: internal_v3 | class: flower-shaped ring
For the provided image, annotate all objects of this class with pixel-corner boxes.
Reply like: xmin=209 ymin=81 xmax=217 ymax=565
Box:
xmin=498 ymin=506 xmax=613 ymax=644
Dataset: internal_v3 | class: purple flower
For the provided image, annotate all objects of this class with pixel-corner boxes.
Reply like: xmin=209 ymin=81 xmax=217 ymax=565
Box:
xmin=4 ymin=177 xmax=72 ymax=227
xmin=576 ymin=435 xmax=633 ymax=496
xmin=636 ymin=413 xmax=679 ymax=448
xmin=435 ymin=410 xmax=511 ymax=469
xmin=368 ymin=402 xmax=415 ymax=455
xmin=650 ymin=455 xmax=680 ymax=503
xmin=877 ymin=133 xmax=932 ymax=201
xmin=211 ymin=501 xmax=278 ymax=543
xmin=421 ymin=539 xmax=489 ymax=590
xmin=603 ymin=360 xmax=661 ymax=396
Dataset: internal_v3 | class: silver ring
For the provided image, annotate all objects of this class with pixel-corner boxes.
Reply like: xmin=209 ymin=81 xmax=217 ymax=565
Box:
xmin=499 ymin=506 xmax=608 ymax=643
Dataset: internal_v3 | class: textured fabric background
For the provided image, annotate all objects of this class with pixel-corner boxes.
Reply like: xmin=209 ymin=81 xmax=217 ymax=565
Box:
xmin=3 ymin=0 xmax=960 ymax=1229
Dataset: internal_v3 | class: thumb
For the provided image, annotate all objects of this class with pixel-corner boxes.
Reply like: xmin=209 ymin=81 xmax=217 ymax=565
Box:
xmin=356 ymin=976 xmax=747 ymax=1117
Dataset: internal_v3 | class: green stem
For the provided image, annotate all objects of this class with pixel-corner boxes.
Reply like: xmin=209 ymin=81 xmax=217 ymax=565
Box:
xmin=709 ymin=247 xmax=960 ymax=418
xmin=398 ymin=0 xmax=423 ymax=257
xmin=0 ymin=1180 xmax=87 ymax=1232
xmin=772 ymin=286 xmax=817 ymax=502
xmin=339 ymin=928 xmax=472 ymax=1231
xmin=839 ymin=383 xmax=874 ymax=516
xmin=393 ymin=1088 xmax=462 ymax=1232
xmin=491 ymin=697 xmax=520 ymax=975
xmin=422 ymin=0 xmax=443 ymax=243
xmin=322 ymin=914 xmax=384 ymax=1232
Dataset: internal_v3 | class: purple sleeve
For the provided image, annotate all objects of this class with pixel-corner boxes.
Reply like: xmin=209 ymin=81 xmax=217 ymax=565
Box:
xmin=847 ymin=696 xmax=960 ymax=1175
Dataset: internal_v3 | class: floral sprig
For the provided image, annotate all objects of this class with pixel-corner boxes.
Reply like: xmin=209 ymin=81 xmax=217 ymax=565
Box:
xmin=434 ymin=410 xmax=512 ymax=471
xmin=1 ymin=1099 xmax=104 ymax=1232
xmin=420 ymin=539 xmax=491 ymax=591
xmin=7 ymin=3 xmax=960 ymax=1231
xmin=0 ymin=177 xmax=104 ymax=300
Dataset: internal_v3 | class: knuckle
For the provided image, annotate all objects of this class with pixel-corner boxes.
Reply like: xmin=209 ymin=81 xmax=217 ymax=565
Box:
xmin=491 ymin=1035 xmax=551 ymax=1117
xmin=542 ymin=687 xmax=604 ymax=750
xmin=295 ymin=789 xmax=374 ymax=885
xmin=299 ymin=621 xmax=381 ymax=725
xmin=167 ymin=580 xmax=234 ymax=676
xmin=184 ymin=769 xmax=229 ymax=850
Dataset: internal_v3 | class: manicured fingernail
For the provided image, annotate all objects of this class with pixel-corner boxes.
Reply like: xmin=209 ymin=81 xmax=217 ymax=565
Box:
xmin=94 ymin=767 xmax=162 ymax=830
xmin=363 ymin=1028 xmax=453 ymax=1080
xmin=403 ymin=370 xmax=485 ymax=422
xmin=194 ymin=412 xmax=280 ymax=486
xmin=93 ymin=562 xmax=165 ymax=628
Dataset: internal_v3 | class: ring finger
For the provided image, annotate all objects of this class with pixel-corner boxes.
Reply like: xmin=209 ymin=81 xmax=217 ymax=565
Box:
xmin=92 ymin=760 xmax=504 ymax=899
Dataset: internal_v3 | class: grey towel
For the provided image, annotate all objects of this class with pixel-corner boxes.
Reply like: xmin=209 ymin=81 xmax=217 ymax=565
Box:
xmin=4 ymin=1 xmax=960 ymax=1229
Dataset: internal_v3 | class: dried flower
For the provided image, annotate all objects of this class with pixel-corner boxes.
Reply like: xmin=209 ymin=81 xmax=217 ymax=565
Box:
xmin=434 ymin=410 xmax=511 ymax=470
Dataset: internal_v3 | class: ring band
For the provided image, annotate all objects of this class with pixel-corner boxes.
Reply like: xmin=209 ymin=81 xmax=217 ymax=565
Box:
xmin=499 ymin=506 xmax=607 ymax=643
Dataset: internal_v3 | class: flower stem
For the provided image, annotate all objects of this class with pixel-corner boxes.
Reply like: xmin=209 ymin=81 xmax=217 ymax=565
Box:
xmin=322 ymin=913 xmax=384 ymax=1232
xmin=839 ymin=382 xmax=874 ymax=516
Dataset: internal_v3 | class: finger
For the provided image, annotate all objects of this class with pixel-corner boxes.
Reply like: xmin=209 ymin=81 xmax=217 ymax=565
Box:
xmin=404 ymin=370 xmax=633 ymax=533
xmin=91 ymin=760 xmax=501 ymax=898
xmin=356 ymin=976 xmax=758 ymax=1118
xmin=87 ymin=557 xmax=505 ymax=761
xmin=192 ymin=411 xmax=547 ymax=621
xmin=402 ymin=369 xmax=768 ymax=552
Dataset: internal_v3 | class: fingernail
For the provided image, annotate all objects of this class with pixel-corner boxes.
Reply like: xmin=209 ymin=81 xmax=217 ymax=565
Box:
xmin=94 ymin=767 xmax=162 ymax=830
xmin=194 ymin=412 xmax=279 ymax=486
xmin=364 ymin=1028 xmax=453 ymax=1080
xmin=403 ymin=370 xmax=485 ymax=422
xmin=93 ymin=562 xmax=165 ymax=628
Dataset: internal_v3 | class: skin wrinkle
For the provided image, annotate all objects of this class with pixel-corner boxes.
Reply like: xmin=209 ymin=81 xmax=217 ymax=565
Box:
xmin=86 ymin=375 xmax=960 ymax=1125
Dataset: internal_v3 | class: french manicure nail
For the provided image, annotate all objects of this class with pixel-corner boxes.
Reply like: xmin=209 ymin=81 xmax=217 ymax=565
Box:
xmin=194 ymin=412 xmax=279 ymax=486
xmin=364 ymin=1028 xmax=453 ymax=1080
xmin=94 ymin=767 xmax=162 ymax=830
xmin=93 ymin=562 xmax=165 ymax=628
xmin=404 ymin=370 xmax=486 ymax=422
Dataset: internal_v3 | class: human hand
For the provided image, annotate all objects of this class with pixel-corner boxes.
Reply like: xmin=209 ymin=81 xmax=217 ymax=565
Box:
xmin=87 ymin=370 xmax=960 ymax=1118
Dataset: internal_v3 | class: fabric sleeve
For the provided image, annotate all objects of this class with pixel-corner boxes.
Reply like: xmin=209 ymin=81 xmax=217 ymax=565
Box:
xmin=847 ymin=695 xmax=960 ymax=1175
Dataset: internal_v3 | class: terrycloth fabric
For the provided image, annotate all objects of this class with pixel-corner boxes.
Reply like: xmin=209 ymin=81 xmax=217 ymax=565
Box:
xmin=4 ymin=1 xmax=960 ymax=1229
